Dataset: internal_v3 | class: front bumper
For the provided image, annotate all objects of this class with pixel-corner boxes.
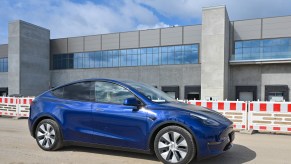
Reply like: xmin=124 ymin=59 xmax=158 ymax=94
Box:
xmin=194 ymin=125 xmax=235 ymax=160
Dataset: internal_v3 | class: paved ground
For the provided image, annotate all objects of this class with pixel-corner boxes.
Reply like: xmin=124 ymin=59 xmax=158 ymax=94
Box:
xmin=0 ymin=117 xmax=291 ymax=164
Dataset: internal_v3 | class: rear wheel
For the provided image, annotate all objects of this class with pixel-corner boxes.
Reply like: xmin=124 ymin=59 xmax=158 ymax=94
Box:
xmin=35 ymin=119 xmax=63 ymax=151
xmin=154 ymin=126 xmax=196 ymax=164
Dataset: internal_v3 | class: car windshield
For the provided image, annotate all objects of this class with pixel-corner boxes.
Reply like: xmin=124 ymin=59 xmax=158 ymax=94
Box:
xmin=122 ymin=80 xmax=176 ymax=103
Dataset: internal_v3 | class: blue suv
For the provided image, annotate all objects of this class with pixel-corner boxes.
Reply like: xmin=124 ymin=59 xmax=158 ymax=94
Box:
xmin=28 ymin=79 xmax=234 ymax=164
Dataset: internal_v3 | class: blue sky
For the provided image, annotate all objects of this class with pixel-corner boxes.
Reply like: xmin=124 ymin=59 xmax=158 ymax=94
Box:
xmin=1 ymin=0 xmax=291 ymax=44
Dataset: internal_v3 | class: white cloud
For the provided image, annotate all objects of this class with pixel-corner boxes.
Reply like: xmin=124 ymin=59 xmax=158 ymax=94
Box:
xmin=0 ymin=0 xmax=162 ymax=44
xmin=137 ymin=22 xmax=171 ymax=30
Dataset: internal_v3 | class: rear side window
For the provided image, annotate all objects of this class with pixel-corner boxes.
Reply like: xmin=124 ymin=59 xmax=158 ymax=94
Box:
xmin=52 ymin=82 xmax=94 ymax=101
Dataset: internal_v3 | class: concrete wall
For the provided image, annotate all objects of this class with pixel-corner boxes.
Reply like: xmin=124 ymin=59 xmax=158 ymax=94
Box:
xmin=50 ymin=64 xmax=201 ymax=99
xmin=233 ymin=19 xmax=262 ymax=40
xmin=0 ymin=44 xmax=8 ymax=58
xmin=0 ymin=73 xmax=8 ymax=88
xmin=50 ymin=26 xmax=201 ymax=55
xmin=8 ymin=20 xmax=50 ymax=96
xmin=201 ymin=6 xmax=230 ymax=100
xmin=230 ymin=64 xmax=291 ymax=101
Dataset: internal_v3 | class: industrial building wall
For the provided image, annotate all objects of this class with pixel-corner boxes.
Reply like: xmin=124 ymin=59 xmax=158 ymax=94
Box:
xmin=230 ymin=64 xmax=291 ymax=101
xmin=0 ymin=44 xmax=8 ymax=58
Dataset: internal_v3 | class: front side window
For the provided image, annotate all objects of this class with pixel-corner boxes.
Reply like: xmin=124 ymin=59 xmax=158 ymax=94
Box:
xmin=94 ymin=82 xmax=135 ymax=104
xmin=122 ymin=81 xmax=176 ymax=103
xmin=52 ymin=82 xmax=93 ymax=101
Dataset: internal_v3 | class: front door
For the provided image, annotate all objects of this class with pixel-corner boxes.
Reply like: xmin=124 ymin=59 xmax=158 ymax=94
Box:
xmin=91 ymin=81 xmax=149 ymax=150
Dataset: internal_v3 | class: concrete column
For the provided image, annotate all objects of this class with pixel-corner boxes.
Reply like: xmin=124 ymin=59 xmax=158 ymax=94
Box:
xmin=201 ymin=6 xmax=230 ymax=100
xmin=8 ymin=20 xmax=50 ymax=96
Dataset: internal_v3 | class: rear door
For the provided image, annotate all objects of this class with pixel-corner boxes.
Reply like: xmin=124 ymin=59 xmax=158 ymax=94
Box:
xmin=51 ymin=81 xmax=94 ymax=143
xmin=91 ymin=81 xmax=149 ymax=150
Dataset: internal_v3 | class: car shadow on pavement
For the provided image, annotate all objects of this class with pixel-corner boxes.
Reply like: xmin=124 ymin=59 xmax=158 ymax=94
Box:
xmin=59 ymin=143 xmax=255 ymax=163
xmin=60 ymin=146 xmax=160 ymax=162
xmin=193 ymin=144 xmax=256 ymax=164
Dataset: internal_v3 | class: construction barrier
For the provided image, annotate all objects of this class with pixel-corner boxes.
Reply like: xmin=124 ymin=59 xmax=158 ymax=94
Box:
xmin=0 ymin=96 xmax=34 ymax=118
xmin=0 ymin=97 xmax=19 ymax=117
xmin=187 ymin=100 xmax=248 ymax=130
xmin=249 ymin=101 xmax=291 ymax=132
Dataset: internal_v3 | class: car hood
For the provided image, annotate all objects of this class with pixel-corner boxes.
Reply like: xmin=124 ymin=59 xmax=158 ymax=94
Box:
xmin=161 ymin=102 xmax=232 ymax=124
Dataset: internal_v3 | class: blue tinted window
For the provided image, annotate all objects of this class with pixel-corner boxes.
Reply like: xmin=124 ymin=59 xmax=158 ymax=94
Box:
xmin=52 ymin=44 xmax=199 ymax=70
xmin=234 ymin=38 xmax=291 ymax=60
xmin=120 ymin=50 xmax=127 ymax=66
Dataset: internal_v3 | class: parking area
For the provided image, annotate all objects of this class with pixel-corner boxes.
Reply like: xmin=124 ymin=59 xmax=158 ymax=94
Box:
xmin=0 ymin=117 xmax=291 ymax=164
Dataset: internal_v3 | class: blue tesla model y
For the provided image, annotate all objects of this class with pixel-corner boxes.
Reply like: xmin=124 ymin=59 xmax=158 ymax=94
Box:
xmin=28 ymin=79 xmax=234 ymax=164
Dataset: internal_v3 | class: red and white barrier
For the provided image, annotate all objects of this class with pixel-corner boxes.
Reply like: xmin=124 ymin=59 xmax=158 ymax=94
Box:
xmin=18 ymin=97 xmax=34 ymax=117
xmin=187 ymin=100 xmax=248 ymax=130
xmin=0 ymin=97 xmax=19 ymax=117
xmin=0 ymin=96 xmax=34 ymax=118
xmin=249 ymin=101 xmax=291 ymax=132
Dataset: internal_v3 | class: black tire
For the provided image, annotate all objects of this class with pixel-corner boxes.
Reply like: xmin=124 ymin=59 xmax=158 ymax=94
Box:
xmin=154 ymin=126 xmax=196 ymax=164
xmin=35 ymin=119 xmax=63 ymax=151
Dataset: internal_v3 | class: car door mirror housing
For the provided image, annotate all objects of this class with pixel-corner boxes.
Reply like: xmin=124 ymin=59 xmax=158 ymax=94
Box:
xmin=124 ymin=97 xmax=140 ymax=107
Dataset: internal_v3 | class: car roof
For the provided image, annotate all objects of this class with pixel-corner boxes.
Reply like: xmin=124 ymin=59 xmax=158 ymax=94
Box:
xmin=52 ymin=78 xmax=134 ymax=90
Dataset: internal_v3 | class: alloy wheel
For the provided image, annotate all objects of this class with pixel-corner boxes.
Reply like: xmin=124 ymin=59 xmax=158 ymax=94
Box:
xmin=158 ymin=131 xmax=188 ymax=163
xmin=37 ymin=123 xmax=56 ymax=149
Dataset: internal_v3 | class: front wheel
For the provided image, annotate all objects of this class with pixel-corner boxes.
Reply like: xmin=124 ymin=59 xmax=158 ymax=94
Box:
xmin=154 ymin=126 xmax=196 ymax=164
xmin=35 ymin=119 xmax=63 ymax=151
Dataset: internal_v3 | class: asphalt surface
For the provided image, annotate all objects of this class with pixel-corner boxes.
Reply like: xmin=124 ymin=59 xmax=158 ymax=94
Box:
xmin=0 ymin=117 xmax=291 ymax=164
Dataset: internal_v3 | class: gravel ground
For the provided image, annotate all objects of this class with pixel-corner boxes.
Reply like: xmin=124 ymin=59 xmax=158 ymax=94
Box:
xmin=0 ymin=117 xmax=291 ymax=164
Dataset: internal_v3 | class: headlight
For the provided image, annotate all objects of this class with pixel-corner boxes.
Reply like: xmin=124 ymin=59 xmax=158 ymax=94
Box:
xmin=190 ymin=113 xmax=220 ymax=126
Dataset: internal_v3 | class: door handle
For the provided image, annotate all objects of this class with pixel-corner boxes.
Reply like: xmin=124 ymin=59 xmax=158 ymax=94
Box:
xmin=95 ymin=108 xmax=104 ymax=111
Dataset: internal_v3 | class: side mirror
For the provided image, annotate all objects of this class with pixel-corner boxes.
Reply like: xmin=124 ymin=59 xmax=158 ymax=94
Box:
xmin=123 ymin=97 xmax=140 ymax=107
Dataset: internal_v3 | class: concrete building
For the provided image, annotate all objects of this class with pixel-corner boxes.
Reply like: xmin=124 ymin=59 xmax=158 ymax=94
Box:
xmin=1 ymin=6 xmax=291 ymax=101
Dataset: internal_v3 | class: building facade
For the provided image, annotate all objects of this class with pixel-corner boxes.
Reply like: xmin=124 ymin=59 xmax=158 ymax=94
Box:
xmin=1 ymin=6 xmax=291 ymax=101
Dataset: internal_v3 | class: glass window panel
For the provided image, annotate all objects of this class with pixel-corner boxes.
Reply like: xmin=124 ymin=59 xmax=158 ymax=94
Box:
xmin=140 ymin=48 xmax=147 ymax=54
xmin=251 ymin=47 xmax=260 ymax=54
xmin=243 ymin=48 xmax=251 ymax=54
xmin=146 ymin=48 xmax=153 ymax=53
xmin=263 ymin=40 xmax=272 ymax=47
xmin=68 ymin=59 xmax=73 ymax=69
xmin=132 ymin=54 xmax=138 ymax=66
xmin=235 ymin=41 xmax=243 ymax=48
xmin=147 ymin=53 xmax=153 ymax=65
xmin=175 ymin=52 xmax=183 ymax=64
xmin=280 ymin=38 xmax=289 ymax=45
xmin=153 ymin=53 xmax=159 ymax=65
xmin=161 ymin=47 xmax=167 ymax=53
xmin=243 ymin=41 xmax=252 ymax=47
xmin=168 ymin=51 xmax=175 ymax=64
xmin=191 ymin=44 xmax=198 ymax=51
xmin=127 ymin=53 xmax=132 ymax=67
xmin=101 ymin=51 xmax=108 ymax=67
xmin=83 ymin=57 xmax=90 ymax=68
xmin=120 ymin=50 xmax=127 ymax=66
xmin=175 ymin=46 xmax=182 ymax=52
xmin=107 ymin=51 xmax=113 ymax=67
xmin=153 ymin=47 xmax=159 ymax=53
xmin=161 ymin=53 xmax=167 ymax=65
xmin=235 ymin=48 xmax=243 ymax=54
xmin=112 ymin=50 xmax=119 ymax=67
xmin=140 ymin=53 xmax=147 ymax=66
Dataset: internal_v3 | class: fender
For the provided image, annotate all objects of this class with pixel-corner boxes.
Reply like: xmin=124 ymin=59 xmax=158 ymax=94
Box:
xmin=31 ymin=113 xmax=63 ymax=139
